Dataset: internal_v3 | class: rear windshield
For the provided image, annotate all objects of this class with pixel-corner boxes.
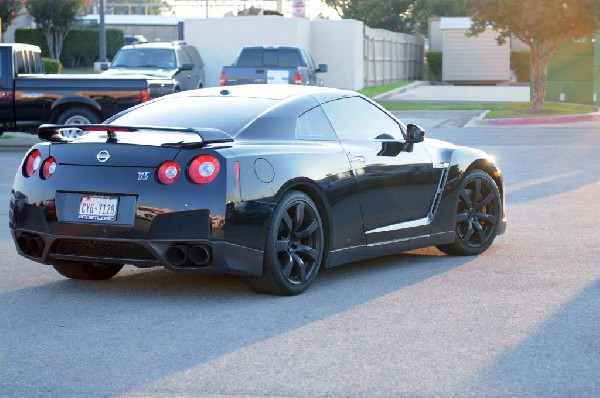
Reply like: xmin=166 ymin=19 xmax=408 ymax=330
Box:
xmin=112 ymin=48 xmax=177 ymax=69
xmin=110 ymin=96 xmax=276 ymax=136
xmin=237 ymin=48 xmax=303 ymax=68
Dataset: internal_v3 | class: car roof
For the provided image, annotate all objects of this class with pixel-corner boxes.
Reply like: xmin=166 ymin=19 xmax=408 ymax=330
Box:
xmin=121 ymin=41 xmax=187 ymax=50
xmin=169 ymin=84 xmax=354 ymax=101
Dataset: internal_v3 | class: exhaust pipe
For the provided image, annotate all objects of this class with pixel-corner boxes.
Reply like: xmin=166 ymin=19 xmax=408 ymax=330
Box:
xmin=17 ymin=235 xmax=31 ymax=255
xmin=165 ymin=244 xmax=189 ymax=267
xmin=28 ymin=236 xmax=45 ymax=258
xmin=189 ymin=245 xmax=212 ymax=266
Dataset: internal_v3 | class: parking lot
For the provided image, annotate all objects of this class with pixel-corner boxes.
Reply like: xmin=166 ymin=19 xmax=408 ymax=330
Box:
xmin=1 ymin=111 xmax=598 ymax=396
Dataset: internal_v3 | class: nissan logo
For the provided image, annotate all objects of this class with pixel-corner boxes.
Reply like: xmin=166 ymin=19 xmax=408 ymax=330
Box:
xmin=97 ymin=150 xmax=110 ymax=163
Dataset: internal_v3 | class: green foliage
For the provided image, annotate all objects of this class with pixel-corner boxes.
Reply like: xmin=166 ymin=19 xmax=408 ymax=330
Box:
xmin=426 ymin=51 xmax=442 ymax=81
xmin=42 ymin=58 xmax=63 ymax=74
xmin=323 ymin=0 xmax=467 ymax=34
xmin=25 ymin=0 xmax=87 ymax=59
xmin=510 ymin=51 xmax=530 ymax=82
xmin=0 ymin=0 xmax=22 ymax=33
xmin=16 ymin=28 xmax=124 ymax=67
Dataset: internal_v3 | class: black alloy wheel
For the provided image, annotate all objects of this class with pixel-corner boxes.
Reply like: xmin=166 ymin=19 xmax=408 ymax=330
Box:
xmin=52 ymin=260 xmax=124 ymax=280
xmin=437 ymin=170 xmax=501 ymax=256
xmin=248 ymin=191 xmax=324 ymax=295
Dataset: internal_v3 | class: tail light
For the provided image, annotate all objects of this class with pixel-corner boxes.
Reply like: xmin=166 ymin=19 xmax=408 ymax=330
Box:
xmin=23 ymin=149 xmax=42 ymax=177
xmin=141 ymin=88 xmax=151 ymax=102
xmin=219 ymin=71 xmax=226 ymax=86
xmin=187 ymin=155 xmax=220 ymax=184
xmin=294 ymin=72 xmax=302 ymax=85
xmin=156 ymin=160 xmax=180 ymax=184
xmin=41 ymin=157 xmax=57 ymax=180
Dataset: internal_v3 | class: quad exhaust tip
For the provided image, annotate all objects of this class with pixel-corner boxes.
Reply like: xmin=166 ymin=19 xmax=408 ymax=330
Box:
xmin=17 ymin=234 xmax=45 ymax=258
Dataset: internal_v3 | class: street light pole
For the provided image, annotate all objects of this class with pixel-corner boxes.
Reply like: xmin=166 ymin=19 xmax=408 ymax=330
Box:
xmin=99 ymin=0 xmax=107 ymax=62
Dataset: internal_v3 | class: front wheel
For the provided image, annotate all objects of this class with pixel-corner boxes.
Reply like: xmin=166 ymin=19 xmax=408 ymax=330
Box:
xmin=52 ymin=260 xmax=123 ymax=280
xmin=247 ymin=191 xmax=325 ymax=296
xmin=437 ymin=170 xmax=502 ymax=256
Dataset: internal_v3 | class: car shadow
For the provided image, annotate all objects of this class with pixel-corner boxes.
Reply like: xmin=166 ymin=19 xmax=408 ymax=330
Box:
xmin=0 ymin=247 xmax=472 ymax=396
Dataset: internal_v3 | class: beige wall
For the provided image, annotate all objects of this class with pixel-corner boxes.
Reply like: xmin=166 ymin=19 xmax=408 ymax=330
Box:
xmin=442 ymin=28 xmax=510 ymax=83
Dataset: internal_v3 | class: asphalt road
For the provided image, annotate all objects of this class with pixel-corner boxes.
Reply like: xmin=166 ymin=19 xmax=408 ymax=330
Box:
xmin=1 ymin=115 xmax=599 ymax=397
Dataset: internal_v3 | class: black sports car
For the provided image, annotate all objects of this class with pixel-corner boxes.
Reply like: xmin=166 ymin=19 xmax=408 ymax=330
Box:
xmin=9 ymin=85 xmax=506 ymax=295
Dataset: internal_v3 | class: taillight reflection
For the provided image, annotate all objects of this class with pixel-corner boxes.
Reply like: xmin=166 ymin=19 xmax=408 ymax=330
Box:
xmin=188 ymin=155 xmax=220 ymax=184
xmin=157 ymin=160 xmax=181 ymax=184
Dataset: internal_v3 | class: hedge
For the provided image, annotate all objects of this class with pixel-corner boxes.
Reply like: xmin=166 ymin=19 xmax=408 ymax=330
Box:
xmin=42 ymin=58 xmax=62 ymax=74
xmin=511 ymin=51 xmax=531 ymax=82
xmin=427 ymin=51 xmax=442 ymax=81
xmin=15 ymin=28 xmax=124 ymax=68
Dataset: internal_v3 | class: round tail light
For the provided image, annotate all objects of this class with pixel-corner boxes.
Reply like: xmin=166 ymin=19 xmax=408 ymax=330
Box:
xmin=188 ymin=155 xmax=220 ymax=184
xmin=23 ymin=149 xmax=42 ymax=177
xmin=156 ymin=160 xmax=181 ymax=184
xmin=41 ymin=157 xmax=57 ymax=180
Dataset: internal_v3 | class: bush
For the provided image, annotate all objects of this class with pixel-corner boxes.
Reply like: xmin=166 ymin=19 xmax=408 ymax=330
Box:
xmin=15 ymin=28 xmax=124 ymax=67
xmin=43 ymin=58 xmax=62 ymax=74
xmin=427 ymin=51 xmax=442 ymax=81
xmin=511 ymin=51 xmax=530 ymax=82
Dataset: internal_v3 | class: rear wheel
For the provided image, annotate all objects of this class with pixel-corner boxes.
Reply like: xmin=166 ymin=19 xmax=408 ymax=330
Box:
xmin=248 ymin=191 xmax=324 ymax=296
xmin=52 ymin=260 xmax=123 ymax=280
xmin=437 ymin=170 xmax=501 ymax=256
xmin=56 ymin=107 xmax=100 ymax=138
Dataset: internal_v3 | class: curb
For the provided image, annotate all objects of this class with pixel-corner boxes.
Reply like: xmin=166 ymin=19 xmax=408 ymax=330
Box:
xmin=373 ymin=81 xmax=428 ymax=101
xmin=473 ymin=110 xmax=600 ymax=126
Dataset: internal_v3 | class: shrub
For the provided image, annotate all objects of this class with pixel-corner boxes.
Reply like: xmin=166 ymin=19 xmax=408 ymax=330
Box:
xmin=511 ymin=51 xmax=530 ymax=82
xmin=427 ymin=51 xmax=442 ymax=81
xmin=43 ymin=58 xmax=62 ymax=74
xmin=15 ymin=28 xmax=124 ymax=67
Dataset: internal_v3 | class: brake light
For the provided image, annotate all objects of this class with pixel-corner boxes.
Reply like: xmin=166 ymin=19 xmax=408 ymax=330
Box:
xmin=41 ymin=157 xmax=57 ymax=180
xmin=188 ymin=155 xmax=220 ymax=184
xmin=294 ymin=72 xmax=302 ymax=85
xmin=219 ymin=71 xmax=226 ymax=86
xmin=156 ymin=160 xmax=180 ymax=184
xmin=23 ymin=149 xmax=42 ymax=177
xmin=141 ymin=88 xmax=151 ymax=102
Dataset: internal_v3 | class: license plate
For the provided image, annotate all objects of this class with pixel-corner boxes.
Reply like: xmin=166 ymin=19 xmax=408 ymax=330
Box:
xmin=78 ymin=196 xmax=119 ymax=221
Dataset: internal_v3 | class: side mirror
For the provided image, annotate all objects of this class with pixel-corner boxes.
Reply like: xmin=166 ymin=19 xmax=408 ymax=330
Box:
xmin=179 ymin=63 xmax=193 ymax=71
xmin=406 ymin=123 xmax=425 ymax=143
xmin=317 ymin=64 xmax=328 ymax=73
xmin=100 ymin=63 xmax=109 ymax=71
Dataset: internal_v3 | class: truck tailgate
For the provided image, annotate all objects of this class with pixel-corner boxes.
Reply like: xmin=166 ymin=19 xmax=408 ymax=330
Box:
xmin=222 ymin=67 xmax=296 ymax=85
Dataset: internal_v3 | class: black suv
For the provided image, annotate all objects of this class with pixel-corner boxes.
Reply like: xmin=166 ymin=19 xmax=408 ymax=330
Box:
xmin=102 ymin=41 xmax=205 ymax=97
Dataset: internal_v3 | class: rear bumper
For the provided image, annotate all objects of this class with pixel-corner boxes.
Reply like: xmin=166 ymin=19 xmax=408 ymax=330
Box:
xmin=11 ymin=229 xmax=264 ymax=276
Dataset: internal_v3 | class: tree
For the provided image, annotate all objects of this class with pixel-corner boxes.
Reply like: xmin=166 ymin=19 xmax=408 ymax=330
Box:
xmin=323 ymin=0 xmax=467 ymax=34
xmin=26 ymin=0 xmax=87 ymax=60
xmin=0 ymin=0 xmax=23 ymax=36
xmin=467 ymin=0 xmax=600 ymax=111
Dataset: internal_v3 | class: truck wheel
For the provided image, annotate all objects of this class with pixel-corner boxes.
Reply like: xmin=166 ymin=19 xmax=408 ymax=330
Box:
xmin=56 ymin=107 xmax=100 ymax=138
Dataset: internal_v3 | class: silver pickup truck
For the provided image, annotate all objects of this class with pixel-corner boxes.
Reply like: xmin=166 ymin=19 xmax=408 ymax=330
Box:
xmin=220 ymin=46 xmax=327 ymax=86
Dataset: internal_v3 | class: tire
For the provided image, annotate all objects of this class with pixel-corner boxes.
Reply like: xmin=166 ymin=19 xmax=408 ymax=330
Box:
xmin=248 ymin=191 xmax=325 ymax=296
xmin=56 ymin=107 xmax=100 ymax=138
xmin=52 ymin=260 xmax=123 ymax=280
xmin=437 ymin=170 xmax=502 ymax=256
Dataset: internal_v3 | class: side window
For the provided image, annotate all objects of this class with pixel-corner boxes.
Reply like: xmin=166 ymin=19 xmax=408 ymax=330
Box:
xmin=186 ymin=46 xmax=203 ymax=68
xmin=178 ymin=48 xmax=192 ymax=65
xmin=296 ymin=106 xmax=337 ymax=141
xmin=322 ymin=97 xmax=403 ymax=141
xmin=15 ymin=51 xmax=26 ymax=74
xmin=33 ymin=51 xmax=44 ymax=74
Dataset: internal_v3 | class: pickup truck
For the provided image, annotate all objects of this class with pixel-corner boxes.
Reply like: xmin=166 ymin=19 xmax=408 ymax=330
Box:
xmin=220 ymin=46 xmax=327 ymax=86
xmin=0 ymin=43 xmax=151 ymax=136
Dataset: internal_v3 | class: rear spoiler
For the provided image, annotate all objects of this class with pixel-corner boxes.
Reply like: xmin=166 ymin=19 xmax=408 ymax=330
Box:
xmin=38 ymin=124 xmax=234 ymax=148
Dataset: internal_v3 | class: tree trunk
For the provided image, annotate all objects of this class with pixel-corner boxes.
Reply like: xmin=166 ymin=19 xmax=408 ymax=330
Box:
xmin=530 ymin=39 xmax=560 ymax=112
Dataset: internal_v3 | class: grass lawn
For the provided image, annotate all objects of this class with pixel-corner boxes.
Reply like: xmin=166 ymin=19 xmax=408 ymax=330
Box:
xmin=358 ymin=82 xmax=414 ymax=98
xmin=61 ymin=68 xmax=96 ymax=74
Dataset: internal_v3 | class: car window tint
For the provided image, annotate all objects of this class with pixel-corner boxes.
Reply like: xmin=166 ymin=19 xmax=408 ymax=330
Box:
xmin=297 ymin=106 xmax=337 ymax=141
xmin=278 ymin=49 xmax=303 ymax=68
xmin=178 ymin=48 xmax=192 ymax=64
xmin=186 ymin=46 xmax=203 ymax=67
xmin=111 ymin=96 xmax=276 ymax=136
xmin=322 ymin=97 xmax=403 ymax=141
xmin=237 ymin=48 xmax=262 ymax=67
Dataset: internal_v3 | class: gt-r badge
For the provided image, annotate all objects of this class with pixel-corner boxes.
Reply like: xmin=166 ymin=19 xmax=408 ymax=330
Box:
xmin=137 ymin=171 xmax=150 ymax=181
xmin=96 ymin=150 xmax=110 ymax=163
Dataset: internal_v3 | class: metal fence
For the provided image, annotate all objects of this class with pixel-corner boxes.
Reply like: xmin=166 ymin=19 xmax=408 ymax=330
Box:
xmin=363 ymin=26 xmax=423 ymax=87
